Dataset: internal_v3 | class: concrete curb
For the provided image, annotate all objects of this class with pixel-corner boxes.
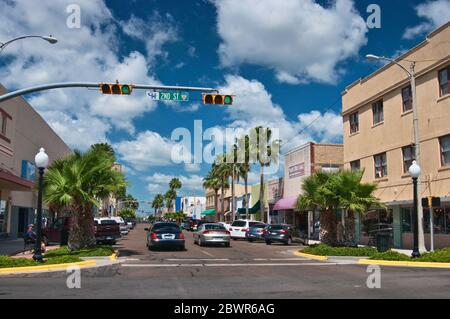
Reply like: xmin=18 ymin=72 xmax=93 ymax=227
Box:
xmin=358 ymin=259 xmax=450 ymax=269
xmin=294 ymin=251 xmax=328 ymax=261
xmin=0 ymin=260 xmax=96 ymax=274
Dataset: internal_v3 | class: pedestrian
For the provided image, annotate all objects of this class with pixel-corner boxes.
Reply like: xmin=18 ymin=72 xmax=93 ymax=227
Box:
xmin=24 ymin=224 xmax=36 ymax=243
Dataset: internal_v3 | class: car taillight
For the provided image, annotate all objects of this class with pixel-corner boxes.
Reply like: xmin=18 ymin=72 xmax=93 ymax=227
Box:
xmin=179 ymin=232 xmax=185 ymax=239
xmin=225 ymin=231 xmax=230 ymax=235
xmin=203 ymin=230 xmax=211 ymax=234
xmin=257 ymin=229 xmax=263 ymax=233
xmin=242 ymin=228 xmax=248 ymax=232
xmin=281 ymin=230 xmax=288 ymax=235
xmin=150 ymin=233 xmax=157 ymax=239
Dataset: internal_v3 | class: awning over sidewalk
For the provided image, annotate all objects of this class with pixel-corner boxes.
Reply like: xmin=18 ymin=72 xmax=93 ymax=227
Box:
xmin=237 ymin=200 xmax=260 ymax=215
xmin=201 ymin=209 xmax=216 ymax=216
xmin=0 ymin=170 xmax=34 ymax=192
xmin=273 ymin=197 xmax=297 ymax=211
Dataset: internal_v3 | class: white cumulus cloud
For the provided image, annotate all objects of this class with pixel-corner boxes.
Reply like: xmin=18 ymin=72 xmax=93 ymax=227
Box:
xmin=404 ymin=0 xmax=450 ymax=39
xmin=215 ymin=0 xmax=368 ymax=84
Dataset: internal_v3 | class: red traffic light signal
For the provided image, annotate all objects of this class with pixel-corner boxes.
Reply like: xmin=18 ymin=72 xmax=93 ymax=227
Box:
xmin=202 ymin=94 xmax=233 ymax=105
xmin=100 ymin=83 xmax=133 ymax=95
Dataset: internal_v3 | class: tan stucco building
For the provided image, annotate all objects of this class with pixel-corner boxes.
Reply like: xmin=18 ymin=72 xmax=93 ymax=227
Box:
xmin=0 ymin=84 xmax=72 ymax=239
xmin=342 ymin=22 xmax=450 ymax=249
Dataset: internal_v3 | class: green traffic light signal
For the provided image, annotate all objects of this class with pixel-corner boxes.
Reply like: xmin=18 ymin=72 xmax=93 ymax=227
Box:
xmin=121 ymin=85 xmax=131 ymax=95
xmin=224 ymin=95 xmax=233 ymax=105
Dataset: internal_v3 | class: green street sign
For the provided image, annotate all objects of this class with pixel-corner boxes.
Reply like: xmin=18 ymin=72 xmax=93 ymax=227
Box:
xmin=147 ymin=91 xmax=189 ymax=102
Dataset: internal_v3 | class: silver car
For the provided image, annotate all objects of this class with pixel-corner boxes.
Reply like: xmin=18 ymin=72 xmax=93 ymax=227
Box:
xmin=193 ymin=223 xmax=231 ymax=247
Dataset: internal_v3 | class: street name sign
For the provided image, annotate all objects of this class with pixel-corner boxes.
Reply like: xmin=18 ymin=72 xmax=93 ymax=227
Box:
xmin=147 ymin=91 xmax=189 ymax=102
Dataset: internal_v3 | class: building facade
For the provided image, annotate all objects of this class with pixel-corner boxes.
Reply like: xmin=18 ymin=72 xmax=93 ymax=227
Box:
xmin=0 ymin=84 xmax=72 ymax=239
xmin=274 ymin=142 xmax=344 ymax=235
xmin=342 ymin=22 xmax=450 ymax=249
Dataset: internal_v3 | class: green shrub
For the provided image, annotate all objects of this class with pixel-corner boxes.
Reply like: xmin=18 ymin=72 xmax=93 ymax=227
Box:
xmin=418 ymin=247 xmax=450 ymax=263
xmin=302 ymin=244 xmax=377 ymax=257
xmin=44 ymin=245 xmax=114 ymax=258
xmin=0 ymin=255 xmax=82 ymax=268
xmin=369 ymin=250 xmax=411 ymax=261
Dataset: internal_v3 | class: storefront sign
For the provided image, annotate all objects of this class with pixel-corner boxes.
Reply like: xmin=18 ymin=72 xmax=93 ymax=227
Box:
xmin=289 ymin=163 xmax=305 ymax=178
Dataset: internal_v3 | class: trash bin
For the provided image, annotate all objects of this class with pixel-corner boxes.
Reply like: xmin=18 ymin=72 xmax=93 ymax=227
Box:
xmin=376 ymin=232 xmax=391 ymax=252
xmin=60 ymin=229 xmax=69 ymax=246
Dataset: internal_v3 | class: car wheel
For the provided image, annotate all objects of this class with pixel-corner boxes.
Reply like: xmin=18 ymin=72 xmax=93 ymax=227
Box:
xmin=198 ymin=238 xmax=203 ymax=247
xmin=266 ymin=241 xmax=272 ymax=245
xmin=224 ymin=242 xmax=230 ymax=248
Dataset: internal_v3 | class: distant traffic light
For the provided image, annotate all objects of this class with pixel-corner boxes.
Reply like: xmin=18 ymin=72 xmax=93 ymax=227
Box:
xmin=100 ymin=82 xmax=133 ymax=95
xmin=202 ymin=94 xmax=233 ymax=105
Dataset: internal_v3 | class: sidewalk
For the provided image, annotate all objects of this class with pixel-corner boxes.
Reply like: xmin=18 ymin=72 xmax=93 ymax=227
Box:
xmin=0 ymin=239 xmax=25 ymax=256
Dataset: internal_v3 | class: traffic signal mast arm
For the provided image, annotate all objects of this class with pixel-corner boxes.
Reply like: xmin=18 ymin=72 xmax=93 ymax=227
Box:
xmin=0 ymin=82 xmax=219 ymax=103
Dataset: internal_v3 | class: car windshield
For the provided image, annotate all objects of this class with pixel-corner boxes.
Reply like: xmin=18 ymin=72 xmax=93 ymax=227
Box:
xmin=268 ymin=225 xmax=284 ymax=230
xmin=250 ymin=223 xmax=266 ymax=228
xmin=231 ymin=221 xmax=246 ymax=227
xmin=100 ymin=220 xmax=117 ymax=225
xmin=204 ymin=224 xmax=225 ymax=230
xmin=152 ymin=223 xmax=179 ymax=231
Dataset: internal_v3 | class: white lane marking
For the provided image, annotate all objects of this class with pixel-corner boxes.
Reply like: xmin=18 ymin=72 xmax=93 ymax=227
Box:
xmin=122 ymin=263 xmax=337 ymax=268
xmin=166 ymin=258 xmax=229 ymax=261
xmin=199 ymin=250 xmax=215 ymax=257
xmin=125 ymin=258 xmax=140 ymax=261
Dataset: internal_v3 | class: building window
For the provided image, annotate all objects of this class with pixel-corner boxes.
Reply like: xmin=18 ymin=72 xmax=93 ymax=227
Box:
xmin=372 ymin=100 xmax=384 ymax=125
xmin=439 ymin=67 xmax=449 ymax=97
xmin=401 ymin=208 xmax=412 ymax=233
xmin=349 ymin=112 xmax=359 ymax=134
xmin=350 ymin=160 xmax=361 ymax=172
xmin=374 ymin=153 xmax=387 ymax=178
xmin=440 ymin=134 xmax=450 ymax=166
xmin=402 ymin=145 xmax=415 ymax=173
xmin=1 ymin=113 xmax=7 ymax=135
xmin=402 ymin=86 xmax=412 ymax=113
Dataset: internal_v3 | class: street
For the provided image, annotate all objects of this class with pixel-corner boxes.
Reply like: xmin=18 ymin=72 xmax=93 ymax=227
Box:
xmin=1 ymin=224 xmax=450 ymax=299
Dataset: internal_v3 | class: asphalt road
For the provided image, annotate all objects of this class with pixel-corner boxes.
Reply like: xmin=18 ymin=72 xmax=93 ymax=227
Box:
xmin=1 ymin=223 xmax=450 ymax=299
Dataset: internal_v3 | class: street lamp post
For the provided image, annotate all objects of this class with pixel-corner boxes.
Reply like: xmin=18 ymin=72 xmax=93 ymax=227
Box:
xmin=409 ymin=161 xmax=421 ymax=258
xmin=32 ymin=148 xmax=49 ymax=262
xmin=0 ymin=35 xmax=58 ymax=54
xmin=366 ymin=54 xmax=426 ymax=253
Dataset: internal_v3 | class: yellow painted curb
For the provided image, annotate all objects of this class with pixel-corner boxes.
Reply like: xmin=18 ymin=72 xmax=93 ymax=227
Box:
xmin=358 ymin=259 xmax=450 ymax=269
xmin=294 ymin=251 xmax=328 ymax=261
xmin=109 ymin=253 xmax=117 ymax=261
xmin=0 ymin=260 xmax=96 ymax=274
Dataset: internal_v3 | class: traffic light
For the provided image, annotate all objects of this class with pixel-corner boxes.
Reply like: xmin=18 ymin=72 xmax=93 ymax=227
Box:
xmin=202 ymin=94 xmax=233 ymax=105
xmin=100 ymin=82 xmax=133 ymax=95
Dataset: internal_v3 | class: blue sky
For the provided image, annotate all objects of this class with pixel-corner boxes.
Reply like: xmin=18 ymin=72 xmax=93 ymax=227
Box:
xmin=1 ymin=0 xmax=449 ymax=214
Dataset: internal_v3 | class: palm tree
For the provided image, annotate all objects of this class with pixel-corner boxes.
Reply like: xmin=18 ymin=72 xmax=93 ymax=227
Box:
xmin=151 ymin=194 xmax=164 ymax=216
xmin=164 ymin=189 xmax=177 ymax=213
xmin=169 ymin=178 xmax=182 ymax=195
xmin=296 ymin=171 xmax=339 ymax=245
xmin=214 ymin=157 xmax=233 ymax=222
xmin=44 ymin=148 xmax=127 ymax=251
xmin=333 ymin=170 xmax=385 ymax=241
xmin=203 ymin=170 xmax=221 ymax=218
xmin=251 ymin=127 xmax=281 ymax=223
xmin=236 ymin=135 xmax=251 ymax=220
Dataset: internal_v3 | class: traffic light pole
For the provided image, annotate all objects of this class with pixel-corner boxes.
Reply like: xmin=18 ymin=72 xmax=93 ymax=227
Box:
xmin=0 ymin=82 xmax=219 ymax=103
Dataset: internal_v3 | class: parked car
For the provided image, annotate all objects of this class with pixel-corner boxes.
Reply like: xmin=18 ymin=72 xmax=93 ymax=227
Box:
xmin=193 ymin=223 xmax=231 ymax=247
xmin=229 ymin=220 xmax=264 ymax=240
xmin=145 ymin=222 xmax=185 ymax=251
xmin=110 ymin=216 xmax=129 ymax=236
xmin=245 ymin=222 xmax=268 ymax=242
xmin=94 ymin=218 xmax=121 ymax=244
xmin=124 ymin=218 xmax=136 ymax=230
xmin=263 ymin=224 xmax=296 ymax=245
xmin=42 ymin=216 xmax=121 ymax=245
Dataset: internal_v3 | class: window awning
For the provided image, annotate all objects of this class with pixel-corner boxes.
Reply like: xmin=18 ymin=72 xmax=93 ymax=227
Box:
xmin=201 ymin=209 xmax=216 ymax=216
xmin=273 ymin=197 xmax=297 ymax=211
xmin=237 ymin=200 xmax=260 ymax=215
xmin=0 ymin=170 xmax=34 ymax=191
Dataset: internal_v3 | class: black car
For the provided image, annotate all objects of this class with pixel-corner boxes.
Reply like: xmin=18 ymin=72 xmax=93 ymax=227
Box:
xmin=264 ymin=224 xmax=295 ymax=245
xmin=145 ymin=222 xmax=185 ymax=251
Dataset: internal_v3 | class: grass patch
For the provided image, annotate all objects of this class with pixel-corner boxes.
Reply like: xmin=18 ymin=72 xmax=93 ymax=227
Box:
xmin=369 ymin=247 xmax=450 ymax=263
xmin=369 ymin=250 xmax=411 ymax=261
xmin=302 ymin=244 xmax=378 ymax=257
xmin=0 ymin=255 xmax=82 ymax=269
xmin=44 ymin=245 xmax=115 ymax=258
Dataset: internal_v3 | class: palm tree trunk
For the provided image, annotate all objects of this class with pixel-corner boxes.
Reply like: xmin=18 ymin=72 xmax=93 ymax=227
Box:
xmin=319 ymin=209 xmax=337 ymax=245
xmin=68 ymin=203 xmax=96 ymax=251
xmin=221 ymin=183 xmax=225 ymax=222
xmin=260 ymin=164 xmax=265 ymax=223
xmin=245 ymin=174 xmax=249 ymax=220
xmin=214 ymin=189 xmax=219 ymax=221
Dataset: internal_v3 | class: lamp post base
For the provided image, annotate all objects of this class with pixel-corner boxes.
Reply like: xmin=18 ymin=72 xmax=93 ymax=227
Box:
xmin=411 ymin=250 xmax=421 ymax=258
xmin=32 ymin=251 xmax=44 ymax=262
